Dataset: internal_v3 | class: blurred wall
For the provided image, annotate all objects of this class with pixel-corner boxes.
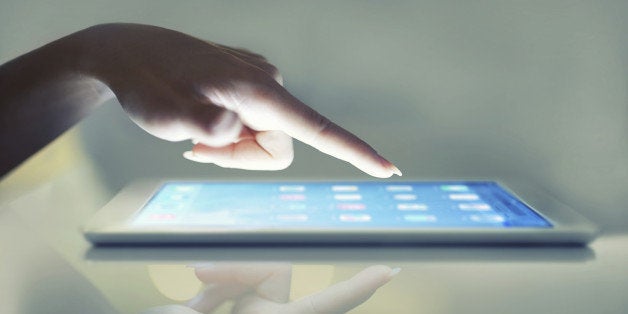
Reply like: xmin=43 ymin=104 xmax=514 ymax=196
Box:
xmin=1 ymin=0 xmax=627 ymax=232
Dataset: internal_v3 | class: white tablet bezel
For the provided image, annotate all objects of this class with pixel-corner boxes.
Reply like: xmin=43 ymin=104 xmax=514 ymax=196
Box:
xmin=83 ymin=179 xmax=598 ymax=245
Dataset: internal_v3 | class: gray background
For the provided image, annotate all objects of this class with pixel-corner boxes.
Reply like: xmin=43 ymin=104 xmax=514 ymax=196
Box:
xmin=1 ymin=0 xmax=626 ymax=232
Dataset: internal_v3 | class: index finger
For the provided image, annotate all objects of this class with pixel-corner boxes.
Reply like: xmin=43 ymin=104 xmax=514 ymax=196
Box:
xmin=290 ymin=265 xmax=399 ymax=313
xmin=233 ymin=81 xmax=402 ymax=178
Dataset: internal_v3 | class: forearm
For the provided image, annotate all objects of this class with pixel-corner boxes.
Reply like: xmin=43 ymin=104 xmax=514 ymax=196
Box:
xmin=0 ymin=28 xmax=113 ymax=176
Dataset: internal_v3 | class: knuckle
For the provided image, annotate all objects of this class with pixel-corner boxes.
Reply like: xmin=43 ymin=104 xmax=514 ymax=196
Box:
xmin=194 ymin=109 xmax=242 ymax=146
xmin=309 ymin=115 xmax=333 ymax=145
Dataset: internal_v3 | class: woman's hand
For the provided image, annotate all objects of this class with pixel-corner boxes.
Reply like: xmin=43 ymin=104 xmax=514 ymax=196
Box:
xmin=0 ymin=23 xmax=400 ymax=177
xmin=82 ymin=23 xmax=401 ymax=177
xmin=141 ymin=263 xmax=399 ymax=314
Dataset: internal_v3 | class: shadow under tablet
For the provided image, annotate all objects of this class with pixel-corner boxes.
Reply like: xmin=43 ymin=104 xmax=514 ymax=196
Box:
xmin=85 ymin=244 xmax=595 ymax=263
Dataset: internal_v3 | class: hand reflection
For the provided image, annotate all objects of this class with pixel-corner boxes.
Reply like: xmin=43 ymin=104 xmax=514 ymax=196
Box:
xmin=143 ymin=263 xmax=399 ymax=314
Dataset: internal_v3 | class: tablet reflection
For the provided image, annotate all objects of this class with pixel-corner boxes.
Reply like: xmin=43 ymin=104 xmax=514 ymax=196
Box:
xmin=140 ymin=263 xmax=399 ymax=314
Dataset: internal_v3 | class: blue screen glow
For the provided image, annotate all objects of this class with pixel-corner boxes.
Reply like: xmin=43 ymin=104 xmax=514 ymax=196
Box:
xmin=133 ymin=181 xmax=552 ymax=229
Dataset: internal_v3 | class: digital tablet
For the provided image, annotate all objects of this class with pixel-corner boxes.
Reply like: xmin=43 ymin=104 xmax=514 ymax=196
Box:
xmin=83 ymin=180 xmax=598 ymax=245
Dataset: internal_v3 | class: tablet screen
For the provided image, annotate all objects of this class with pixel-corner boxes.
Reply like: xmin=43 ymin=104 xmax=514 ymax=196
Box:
xmin=132 ymin=181 xmax=552 ymax=228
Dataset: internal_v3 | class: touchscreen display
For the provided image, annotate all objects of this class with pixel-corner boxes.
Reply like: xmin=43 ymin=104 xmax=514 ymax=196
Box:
xmin=132 ymin=181 xmax=552 ymax=228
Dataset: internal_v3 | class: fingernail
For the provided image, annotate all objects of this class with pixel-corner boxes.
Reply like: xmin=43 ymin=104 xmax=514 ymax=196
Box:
xmin=378 ymin=155 xmax=403 ymax=177
xmin=389 ymin=267 xmax=402 ymax=278
xmin=391 ymin=165 xmax=402 ymax=177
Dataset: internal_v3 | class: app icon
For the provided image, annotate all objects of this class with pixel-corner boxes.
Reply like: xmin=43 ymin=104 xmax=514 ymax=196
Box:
xmin=279 ymin=185 xmax=305 ymax=192
xmin=470 ymin=214 xmax=505 ymax=223
xmin=174 ymin=185 xmax=196 ymax=192
xmin=332 ymin=185 xmax=359 ymax=192
xmin=169 ymin=194 xmax=189 ymax=201
xmin=393 ymin=194 xmax=417 ymax=201
xmin=280 ymin=194 xmax=306 ymax=201
xmin=337 ymin=203 xmax=366 ymax=210
xmin=403 ymin=214 xmax=437 ymax=222
xmin=339 ymin=214 xmax=372 ymax=222
xmin=458 ymin=203 xmax=491 ymax=211
xmin=449 ymin=193 xmax=480 ymax=201
xmin=397 ymin=203 xmax=428 ymax=211
xmin=286 ymin=203 xmax=307 ymax=210
xmin=385 ymin=185 xmax=413 ymax=192
xmin=440 ymin=185 xmax=469 ymax=192
xmin=334 ymin=194 xmax=362 ymax=201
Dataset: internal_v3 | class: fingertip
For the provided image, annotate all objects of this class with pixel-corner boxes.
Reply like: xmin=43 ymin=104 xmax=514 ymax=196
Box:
xmin=183 ymin=150 xmax=208 ymax=163
xmin=358 ymin=265 xmax=398 ymax=286
xmin=376 ymin=155 xmax=402 ymax=177
xmin=391 ymin=165 xmax=403 ymax=177
xmin=362 ymin=264 xmax=392 ymax=276
xmin=389 ymin=267 xmax=402 ymax=278
xmin=369 ymin=170 xmax=394 ymax=179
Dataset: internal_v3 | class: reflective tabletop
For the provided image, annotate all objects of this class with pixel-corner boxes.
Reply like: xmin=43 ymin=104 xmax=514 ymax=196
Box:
xmin=1 ymin=130 xmax=627 ymax=314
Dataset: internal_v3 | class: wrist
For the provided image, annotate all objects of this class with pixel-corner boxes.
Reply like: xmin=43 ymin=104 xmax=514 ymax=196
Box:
xmin=67 ymin=23 xmax=153 ymax=93
xmin=64 ymin=24 xmax=113 ymax=81
xmin=52 ymin=24 xmax=117 ymax=101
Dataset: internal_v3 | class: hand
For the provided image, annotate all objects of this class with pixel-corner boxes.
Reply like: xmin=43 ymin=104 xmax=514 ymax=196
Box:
xmin=80 ymin=23 xmax=401 ymax=177
xmin=141 ymin=263 xmax=399 ymax=314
